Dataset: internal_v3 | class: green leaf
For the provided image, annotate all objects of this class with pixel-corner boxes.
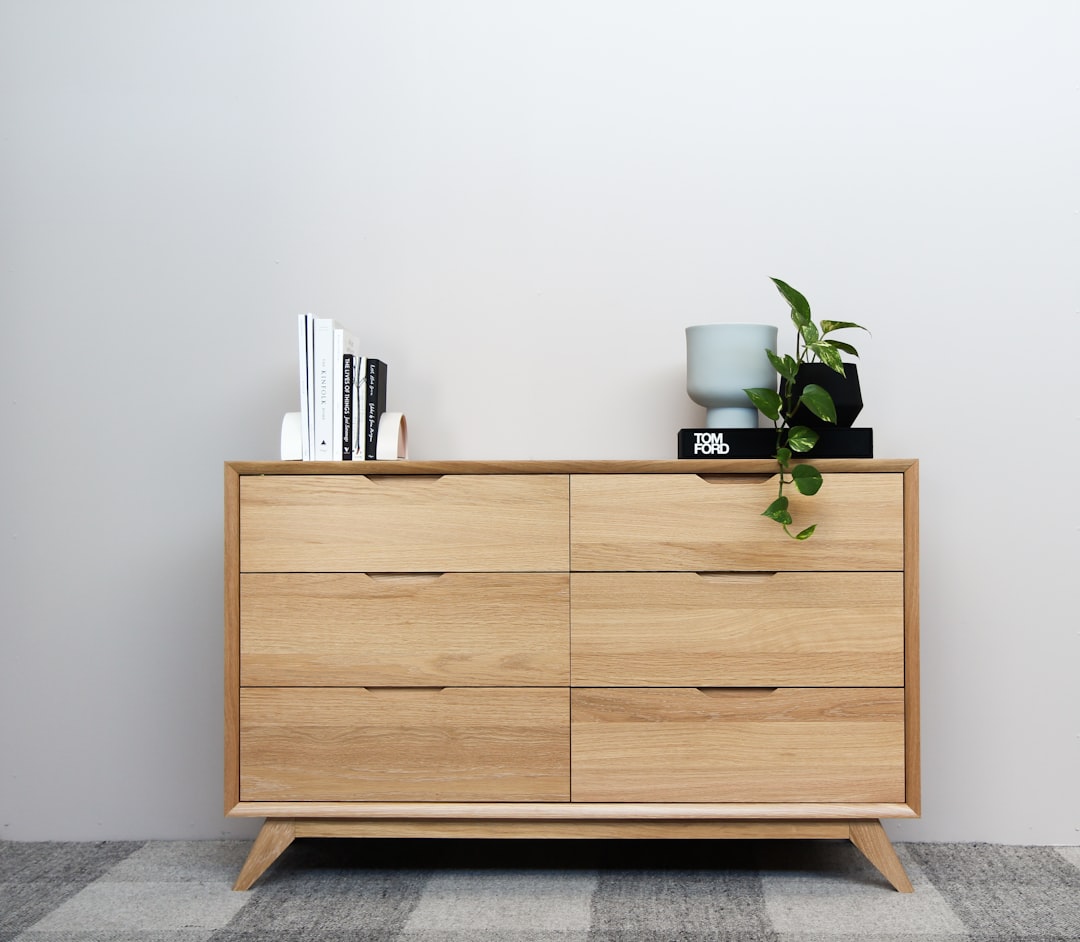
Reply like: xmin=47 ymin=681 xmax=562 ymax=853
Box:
xmin=820 ymin=320 xmax=867 ymax=335
xmin=808 ymin=341 xmax=845 ymax=373
xmin=792 ymin=524 xmax=817 ymax=540
xmin=775 ymin=447 xmax=792 ymax=467
xmin=786 ymin=426 xmax=819 ymax=453
xmin=797 ymin=384 xmax=836 ymax=423
xmin=792 ymin=463 xmax=824 ymax=495
xmin=744 ymin=387 xmax=782 ymax=421
xmin=771 ymin=277 xmax=812 ymax=327
xmin=825 ymin=339 xmax=860 ymax=358
xmin=766 ymin=350 xmax=799 ymax=383
xmin=762 ymin=496 xmax=792 ymax=524
xmin=799 ymin=321 xmax=820 ymax=346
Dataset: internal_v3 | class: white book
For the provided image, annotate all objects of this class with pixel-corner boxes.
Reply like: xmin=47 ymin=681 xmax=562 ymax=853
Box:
xmin=296 ymin=314 xmax=312 ymax=461
xmin=305 ymin=314 xmax=316 ymax=458
xmin=332 ymin=329 xmax=345 ymax=461
xmin=312 ymin=317 xmax=338 ymax=460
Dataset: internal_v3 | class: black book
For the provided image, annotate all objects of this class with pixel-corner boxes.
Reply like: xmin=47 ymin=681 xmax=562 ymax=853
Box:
xmin=678 ymin=427 xmax=873 ymax=459
xmin=341 ymin=353 xmax=354 ymax=460
xmin=365 ymin=358 xmax=387 ymax=460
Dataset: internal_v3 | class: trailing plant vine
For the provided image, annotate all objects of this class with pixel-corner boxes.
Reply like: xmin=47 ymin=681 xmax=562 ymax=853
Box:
xmin=743 ymin=278 xmax=867 ymax=539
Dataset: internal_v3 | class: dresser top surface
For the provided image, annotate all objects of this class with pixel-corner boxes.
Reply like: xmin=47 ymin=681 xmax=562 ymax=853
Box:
xmin=226 ymin=458 xmax=917 ymax=475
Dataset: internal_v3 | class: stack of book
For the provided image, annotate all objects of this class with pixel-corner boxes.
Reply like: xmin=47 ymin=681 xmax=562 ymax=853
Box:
xmin=297 ymin=314 xmax=388 ymax=461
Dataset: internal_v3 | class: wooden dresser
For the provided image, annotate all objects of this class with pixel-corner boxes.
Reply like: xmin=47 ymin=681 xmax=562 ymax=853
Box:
xmin=225 ymin=459 xmax=919 ymax=891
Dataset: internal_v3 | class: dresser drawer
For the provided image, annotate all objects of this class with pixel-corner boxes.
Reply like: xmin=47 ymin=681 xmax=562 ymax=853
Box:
xmin=571 ymin=572 xmax=903 ymax=687
xmin=571 ymin=688 xmax=905 ymax=803
xmin=570 ymin=473 xmax=904 ymax=571
xmin=241 ymin=573 xmax=569 ymax=686
xmin=240 ymin=474 xmax=569 ymax=572
xmin=240 ymin=687 xmax=569 ymax=801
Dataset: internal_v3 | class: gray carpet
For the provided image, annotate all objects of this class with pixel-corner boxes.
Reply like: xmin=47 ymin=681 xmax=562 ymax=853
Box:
xmin=2 ymin=839 xmax=1079 ymax=941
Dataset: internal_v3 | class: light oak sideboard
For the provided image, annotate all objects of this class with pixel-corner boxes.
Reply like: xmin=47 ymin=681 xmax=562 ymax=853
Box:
xmin=225 ymin=459 xmax=919 ymax=891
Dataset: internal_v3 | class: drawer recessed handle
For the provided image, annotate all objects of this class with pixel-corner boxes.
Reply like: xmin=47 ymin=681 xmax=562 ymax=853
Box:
xmin=365 ymin=573 xmax=445 ymax=583
xmin=364 ymin=474 xmax=444 ymax=483
xmin=696 ymin=572 xmax=777 ymax=581
xmin=696 ymin=474 xmax=774 ymax=484
xmin=363 ymin=687 xmax=447 ymax=697
xmin=696 ymin=687 xmax=778 ymax=697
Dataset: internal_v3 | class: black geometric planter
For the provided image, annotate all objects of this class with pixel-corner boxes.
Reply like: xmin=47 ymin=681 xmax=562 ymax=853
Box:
xmin=789 ymin=362 xmax=863 ymax=428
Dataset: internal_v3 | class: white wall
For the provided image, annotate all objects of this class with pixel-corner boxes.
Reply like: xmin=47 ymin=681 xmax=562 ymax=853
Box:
xmin=1 ymin=1 xmax=1077 ymax=843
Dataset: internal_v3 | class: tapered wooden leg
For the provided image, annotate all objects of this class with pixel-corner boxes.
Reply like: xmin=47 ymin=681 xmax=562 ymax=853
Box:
xmin=234 ymin=818 xmax=296 ymax=890
xmin=849 ymin=819 xmax=914 ymax=893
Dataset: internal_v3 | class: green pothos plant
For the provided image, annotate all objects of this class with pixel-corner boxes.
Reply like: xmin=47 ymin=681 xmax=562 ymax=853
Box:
xmin=743 ymin=278 xmax=867 ymax=540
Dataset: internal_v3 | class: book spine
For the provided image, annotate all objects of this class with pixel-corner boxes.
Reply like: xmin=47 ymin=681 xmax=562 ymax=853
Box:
xmin=331 ymin=328 xmax=345 ymax=462
xmin=312 ymin=318 xmax=335 ymax=460
xmin=341 ymin=353 xmax=354 ymax=460
xmin=305 ymin=315 xmax=316 ymax=459
xmin=365 ymin=358 xmax=387 ymax=461
xmin=296 ymin=314 xmax=311 ymax=461
xmin=342 ymin=336 xmax=361 ymax=458
xmin=354 ymin=356 xmax=366 ymax=459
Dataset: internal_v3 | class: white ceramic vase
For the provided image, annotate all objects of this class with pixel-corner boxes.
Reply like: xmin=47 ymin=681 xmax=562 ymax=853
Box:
xmin=685 ymin=323 xmax=778 ymax=428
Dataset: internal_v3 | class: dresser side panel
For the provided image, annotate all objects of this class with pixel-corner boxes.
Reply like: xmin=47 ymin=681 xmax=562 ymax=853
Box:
xmin=225 ymin=464 xmax=241 ymax=812
xmin=904 ymin=460 xmax=921 ymax=815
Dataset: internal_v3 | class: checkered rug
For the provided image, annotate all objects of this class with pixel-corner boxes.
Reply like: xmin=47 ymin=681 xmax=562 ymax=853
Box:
xmin=3 ymin=839 xmax=1079 ymax=940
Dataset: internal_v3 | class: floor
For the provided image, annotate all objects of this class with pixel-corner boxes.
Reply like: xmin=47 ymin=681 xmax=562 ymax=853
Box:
xmin=2 ymin=838 xmax=1079 ymax=941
